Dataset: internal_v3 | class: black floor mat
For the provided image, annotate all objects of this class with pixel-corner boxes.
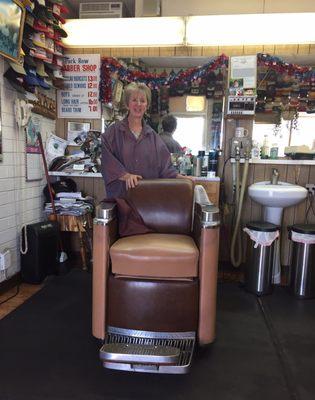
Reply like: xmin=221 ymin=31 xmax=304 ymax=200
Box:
xmin=0 ymin=269 xmax=314 ymax=400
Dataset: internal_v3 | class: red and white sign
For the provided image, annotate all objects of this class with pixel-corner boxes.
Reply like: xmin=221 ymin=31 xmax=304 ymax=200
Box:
xmin=57 ymin=54 xmax=101 ymax=119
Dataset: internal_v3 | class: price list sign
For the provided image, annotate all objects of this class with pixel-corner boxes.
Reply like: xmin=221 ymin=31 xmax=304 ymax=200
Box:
xmin=57 ymin=54 xmax=101 ymax=119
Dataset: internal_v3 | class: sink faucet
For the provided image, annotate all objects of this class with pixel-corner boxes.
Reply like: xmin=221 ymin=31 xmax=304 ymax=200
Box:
xmin=271 ymin=168 xmax=279 ymax=185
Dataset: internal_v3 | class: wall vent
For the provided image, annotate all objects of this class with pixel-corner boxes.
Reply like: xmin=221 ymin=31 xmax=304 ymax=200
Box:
xmin=79 ymin=2 xmax=127 ymax=18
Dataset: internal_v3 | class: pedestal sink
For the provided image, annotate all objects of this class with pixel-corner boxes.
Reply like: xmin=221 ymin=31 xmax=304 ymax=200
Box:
xmin=248 ymin=181 xmax=308 ymax=225
xmin=248 ymin=181 xmax=308 ymax=285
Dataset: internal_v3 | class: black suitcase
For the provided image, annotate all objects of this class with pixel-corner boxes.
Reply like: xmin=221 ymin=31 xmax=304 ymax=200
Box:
xmin=21 ymin=221 xmax=59 ymax=284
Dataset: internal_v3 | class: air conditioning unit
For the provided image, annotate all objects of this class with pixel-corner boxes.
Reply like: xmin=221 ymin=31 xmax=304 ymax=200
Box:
xmin=79 ymin=2 xmax=128 ymax=18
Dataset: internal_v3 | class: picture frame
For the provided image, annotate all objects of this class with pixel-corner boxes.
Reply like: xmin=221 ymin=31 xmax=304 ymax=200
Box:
xmin=0 ymin=0 xmax=25 ymax=63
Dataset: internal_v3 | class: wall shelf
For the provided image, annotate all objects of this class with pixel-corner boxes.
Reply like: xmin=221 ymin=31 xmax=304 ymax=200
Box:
xmin=230 ymin=158 xmax=315 ymax=165
xmin=48 ymin=171 xmax=102 ymax=178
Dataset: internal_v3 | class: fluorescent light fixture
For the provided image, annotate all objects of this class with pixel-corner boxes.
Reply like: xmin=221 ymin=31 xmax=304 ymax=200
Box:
xmin=186 ymin=13 xmax=315 ymax=46
xmin=63 ymin=17 xmax=185 ymax=47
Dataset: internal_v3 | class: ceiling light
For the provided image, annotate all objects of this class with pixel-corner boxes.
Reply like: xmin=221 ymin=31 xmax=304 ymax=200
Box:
xmin=186 ymin=13 xmax=315 ymax=46
xmin=63 ymin=17 xmax=185 ymax=47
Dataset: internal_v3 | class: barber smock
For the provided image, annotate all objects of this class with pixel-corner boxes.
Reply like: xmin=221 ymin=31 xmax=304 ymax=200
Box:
xmin=101 ymin=118 xmax=177 ymax=198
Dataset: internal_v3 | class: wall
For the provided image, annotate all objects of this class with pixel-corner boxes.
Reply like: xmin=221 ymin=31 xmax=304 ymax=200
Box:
xmin=0 ymin=56 xmax=56 ymax=283
xmin=135 ymin=0 xmax=315 ymax=16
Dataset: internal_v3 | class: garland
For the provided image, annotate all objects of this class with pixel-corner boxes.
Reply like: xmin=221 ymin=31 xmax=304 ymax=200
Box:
xmin=100 ymin=54 xmax=229 ymax=104
xmin=257 ymin=53 xmax=314 ymax=82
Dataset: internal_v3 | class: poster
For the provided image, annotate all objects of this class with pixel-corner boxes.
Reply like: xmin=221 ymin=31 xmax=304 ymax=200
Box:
xmin=25 ymin=116 xmax=42 ymax=181
xmin=230 ymin=55 xmax=257 ymax=89
xmin=57 ymin=54 xmax=101 ymax=119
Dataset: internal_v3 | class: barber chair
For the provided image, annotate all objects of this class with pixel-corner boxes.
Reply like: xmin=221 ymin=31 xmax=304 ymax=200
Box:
xmin=92 ymin=179 xmax=220 ymax=374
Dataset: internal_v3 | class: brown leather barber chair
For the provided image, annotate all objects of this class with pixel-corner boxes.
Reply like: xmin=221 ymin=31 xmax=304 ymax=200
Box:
xmin=92 ymin=179 xmax=220 ymax=374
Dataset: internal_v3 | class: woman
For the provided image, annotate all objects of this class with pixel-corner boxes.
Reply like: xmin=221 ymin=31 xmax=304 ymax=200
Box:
xmin=101 ymin=82 xmax=182 ymax=199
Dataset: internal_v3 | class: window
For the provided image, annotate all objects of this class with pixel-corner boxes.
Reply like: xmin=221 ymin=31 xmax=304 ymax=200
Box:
xmin=252 ymin=112 xmax=315 ymax=157
xmin=173 ymin=116 xmax=206 ymax=155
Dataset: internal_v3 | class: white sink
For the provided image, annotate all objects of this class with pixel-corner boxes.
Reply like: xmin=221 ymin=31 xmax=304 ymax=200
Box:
xmin=248 ymin=181 xmax=308 ymax=208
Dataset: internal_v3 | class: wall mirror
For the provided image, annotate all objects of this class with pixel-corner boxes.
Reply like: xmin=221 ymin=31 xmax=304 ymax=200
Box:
xmin=101 ymin=56 xmax=227 ymax=155
xmin=0 ymin=85 xmax=2 ymax=162
xmin=101 ymin=54 xmax=315 ymax=158
xmin=253 ymin=54 xmax=315 ymax=158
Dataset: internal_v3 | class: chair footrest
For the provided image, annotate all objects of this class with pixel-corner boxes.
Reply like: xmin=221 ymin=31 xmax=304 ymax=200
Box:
xmin=100 ymin=343 xmax=180 ymax=364
xmin=100 ymin=326 xmax=196 ymax=374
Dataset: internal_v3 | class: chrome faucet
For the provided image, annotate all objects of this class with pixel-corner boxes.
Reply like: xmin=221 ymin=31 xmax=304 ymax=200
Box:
xmin=271 ymin=168 xmax=279 ymax=185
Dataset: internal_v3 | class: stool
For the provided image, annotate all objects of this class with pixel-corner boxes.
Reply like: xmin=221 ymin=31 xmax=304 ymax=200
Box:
xmin=49 ymin=213 xmax=93 ymax=270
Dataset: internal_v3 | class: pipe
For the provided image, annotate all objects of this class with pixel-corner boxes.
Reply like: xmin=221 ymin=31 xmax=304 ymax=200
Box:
xmin=230 ymin=158 xmax=250 ymax=267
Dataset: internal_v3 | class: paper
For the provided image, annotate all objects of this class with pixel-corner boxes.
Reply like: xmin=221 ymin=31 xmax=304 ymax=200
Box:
xmin=230 ymin=55 xmax=257 ymax=89
xmin=46 ymin=134 xmax=68 ymax=166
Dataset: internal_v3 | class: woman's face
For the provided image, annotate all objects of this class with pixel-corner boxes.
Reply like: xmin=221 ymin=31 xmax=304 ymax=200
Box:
xmin=127 ymin=90 xmax=148 ymax=119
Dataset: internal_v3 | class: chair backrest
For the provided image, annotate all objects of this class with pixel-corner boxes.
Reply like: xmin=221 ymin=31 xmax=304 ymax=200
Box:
xmin=126 ymin=179 xmax=194 ymax=235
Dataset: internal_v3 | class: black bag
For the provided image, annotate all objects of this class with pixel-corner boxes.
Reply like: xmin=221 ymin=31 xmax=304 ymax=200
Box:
xmin=43 ymin=178 xmax=77 ymax=202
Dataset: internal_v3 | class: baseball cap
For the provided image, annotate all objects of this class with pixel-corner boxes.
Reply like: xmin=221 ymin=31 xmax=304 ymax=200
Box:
xmin=46 ymin=25 xmax=55 ymax=39
xmin=24 ymin=55 xmax=37 ymax=67
xmin=32 ymin=32 xmax=47 ymax=49
xmin=52 ymin=3 xmax=69 ymax=24
xmin=36 ymin=60 xmax=48 ymax=77
xmin=4 ymin=68 xmax=27 ymax=94
xmin=53 ymin=69 xmax=66 ymax=80
xmin=24 ymin=66 xmax=41 ymax=86
xmin=25 ymin=13 xmax=35 ymax=27
xmin=37 ymin=76 xmax=50 ymax=89
xmin=33 ymin=19 xmax=50 ymax=33
xmin=9 ymin=61 xmax=26 ymax=75
xmin=53 ymin=23 xmax=67 ymax=38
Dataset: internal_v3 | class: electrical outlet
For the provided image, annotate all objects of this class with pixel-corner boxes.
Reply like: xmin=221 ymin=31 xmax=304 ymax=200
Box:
xmin=306 ymin=184 xmax=315 ymax=195
xmin=0 ymin=249 xmax=11 ymax=271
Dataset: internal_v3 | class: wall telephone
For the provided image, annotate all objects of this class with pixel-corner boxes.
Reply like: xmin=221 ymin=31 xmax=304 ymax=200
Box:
xmin=14 ymin=99 xmax=33 ymax=129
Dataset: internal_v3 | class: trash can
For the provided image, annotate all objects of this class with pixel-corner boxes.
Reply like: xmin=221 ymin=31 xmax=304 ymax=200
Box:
xmin=289 ymin=224 xmax=315 ymax=299
xmin=244 ymin=222 xmax=279 ymax=295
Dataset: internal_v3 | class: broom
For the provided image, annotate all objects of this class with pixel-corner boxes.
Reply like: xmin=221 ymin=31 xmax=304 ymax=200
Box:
xmin=37 ymin=132 xmax=68 ymax=263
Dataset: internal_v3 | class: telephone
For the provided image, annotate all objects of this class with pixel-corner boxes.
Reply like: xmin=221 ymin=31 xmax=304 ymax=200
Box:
xmin=14 ymin=99 xmax=33 ymax=129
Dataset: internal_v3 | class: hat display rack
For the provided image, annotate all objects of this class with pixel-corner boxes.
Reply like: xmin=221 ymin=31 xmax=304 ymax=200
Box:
xmin=4 ymin=0 xmax=69 ymax=99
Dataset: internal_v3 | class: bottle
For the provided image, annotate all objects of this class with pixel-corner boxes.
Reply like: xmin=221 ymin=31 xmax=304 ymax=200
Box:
xmin=261 ymin=135 xmax=270 ymax=159
xmin=270 ymin=143 xmax=279 ymax=159
xmin=208 ymin=149 xmax=219 ymax=174
xmin=251 ymin=141 xmax=261 ymax=160
xmin=195 ymin=151 xmax=205 ymax=177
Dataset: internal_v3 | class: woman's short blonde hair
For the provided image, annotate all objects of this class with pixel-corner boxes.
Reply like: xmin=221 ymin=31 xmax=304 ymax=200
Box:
xmin=123 ymin=82 xmax=151 ymax=109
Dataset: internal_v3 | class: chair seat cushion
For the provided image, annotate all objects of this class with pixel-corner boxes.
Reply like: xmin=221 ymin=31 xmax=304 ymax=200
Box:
xmin=110 ymin=233 xmax=199 ymax=278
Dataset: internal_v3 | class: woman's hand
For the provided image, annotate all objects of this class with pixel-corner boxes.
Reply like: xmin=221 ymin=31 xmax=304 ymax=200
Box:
xmin=120 ymin=173 xmax=143 ymax=189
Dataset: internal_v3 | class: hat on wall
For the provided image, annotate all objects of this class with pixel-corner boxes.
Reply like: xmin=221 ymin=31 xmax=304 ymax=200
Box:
xmin=4 ymin=68 xmax=27 ymax=94
xmin=36 ymin=60 xmax=48 ymax=77
xmin=33 ymin=19 xmax=50 ymax=33
xmin=53 ymin=23 xmax=67 ymax=38
xmin=24 ymin=66 xmax=41 ymax=86
xmin=53 ymin=69 xmax=66 ymax=80
xmin=52 ymin=3 xmax=69 ymax=24
xmin=32 ymin=32 xmax=47 ymax=49
xmin=24 ymin=55 xmax=37 ymax=67
xmin=9 ymin=61 xmax=26 ymax=75
xmin=37 ymin=76 xmax=51 ymax=89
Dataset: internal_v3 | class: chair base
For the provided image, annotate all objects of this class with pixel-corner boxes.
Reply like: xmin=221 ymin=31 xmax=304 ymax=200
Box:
xmin=100 ymin=326 xmax=196 ymax=374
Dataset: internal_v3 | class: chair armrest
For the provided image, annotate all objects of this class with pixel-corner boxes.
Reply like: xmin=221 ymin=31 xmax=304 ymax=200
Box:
xmin=94 ymin=202 xmax=116 ymax=226
xmin=193 ymin=203 xmax=220 ymax=244
xmin=92 ymin=202 xmax=117 ymax=339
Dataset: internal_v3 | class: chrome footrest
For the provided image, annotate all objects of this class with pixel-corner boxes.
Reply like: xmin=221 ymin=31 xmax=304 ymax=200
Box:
xmin=100 ymin=326 xmax=196 ymax=374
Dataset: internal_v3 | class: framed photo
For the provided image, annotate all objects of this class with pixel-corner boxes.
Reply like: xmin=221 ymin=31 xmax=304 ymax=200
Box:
xmin=67 ymin=121 xmax=91 ymax=146
xmin=0 ymin=0 xmax=25 ymax=63
xmin=25 ymin=116 xmax=42 ymax=181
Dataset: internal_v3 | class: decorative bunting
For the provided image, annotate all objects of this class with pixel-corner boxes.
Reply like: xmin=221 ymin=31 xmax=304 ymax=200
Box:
xmin=100 ymin=54 xmax=229 ymax=104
